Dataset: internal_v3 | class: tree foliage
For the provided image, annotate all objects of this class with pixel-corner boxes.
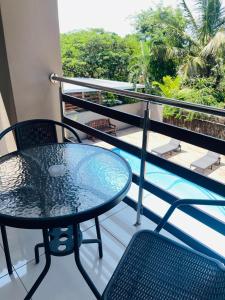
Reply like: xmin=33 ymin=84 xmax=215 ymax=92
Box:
xmin=61 ymin=29 xmax=139 ymax=81
xmin=180 ymin=0 xmax=225 ymax=79
xmin=134 ymin=7 xmax=188 ymax=81
xmin=60 ymin=2 xmax=225 ymax=114
xmin=154 ymin=75 xmax=225 ymax=120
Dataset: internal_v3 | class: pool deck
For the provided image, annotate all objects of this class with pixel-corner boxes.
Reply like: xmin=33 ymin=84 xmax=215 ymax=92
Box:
xmin=83 ymin=126 xmax=225 ymax=185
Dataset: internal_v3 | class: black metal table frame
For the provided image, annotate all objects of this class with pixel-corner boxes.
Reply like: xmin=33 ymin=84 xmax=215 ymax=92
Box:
xmin=1 ymin=191 xmax=129 ymax=300
xmin=0 ymin=189 xmax=130 ymax=300
xmin=25 ymin=222 xmax=102 ymax=300
xmin=0 ymin=144 xmax=132 ymax=299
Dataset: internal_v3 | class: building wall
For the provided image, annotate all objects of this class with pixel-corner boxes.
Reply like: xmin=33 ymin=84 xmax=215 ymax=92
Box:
xmin=0 ymin=8 xmax=16 ymax=124
xmin=0 ymin=0 xmax=62 ymax=123
xmin=66 ymin=102 xmax=145 ymax=140
xmin=0 ymin=92 xmax=16 ymax=155
xmin=150 ymin=103 xmax=163 ymax=122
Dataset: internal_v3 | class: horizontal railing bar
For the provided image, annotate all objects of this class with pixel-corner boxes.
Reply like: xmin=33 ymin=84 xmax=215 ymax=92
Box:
xmin=63 ymin=93 xmax=224 ymax=154
xmin=123 ymin=196 xmax=137 ymax=210
xmin=64 ymin=113 xmax=225 ymax=246
xmin=134 ymin=174 xmax=225 ymax=235
xmin=150 ymin=120 xmax=225 ymax=155
xmin=64 ymin=115 xmax=225 ymax=199
xmin=133 ymin=174 xmax=179 ymax=203
xmin=124 ymin=196 xmax=225 ymax=263
xmin=53 ymin=75 xmax=225 ymax=116
xmin=146 ymin=152 xmax=225 ymax=198
xmin=180 ymin=204 xmax=225 ymax=235
xmin=63 ymin=117 xmax=141 ymax=158
xmin=63 ymin=94 xmax=143 ymax=128
xmin=141 ymin=204 xmax=225 ymax=263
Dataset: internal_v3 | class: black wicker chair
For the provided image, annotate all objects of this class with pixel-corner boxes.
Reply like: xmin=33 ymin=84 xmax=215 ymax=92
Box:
xmin=102 ymin=199 xmax=225 ymax=300
xmin=0 ymin=119 xmax=103 ymax=274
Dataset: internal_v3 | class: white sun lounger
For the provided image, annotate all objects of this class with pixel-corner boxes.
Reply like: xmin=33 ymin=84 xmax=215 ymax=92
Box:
xmin=190 ymin=151 xmax=221 ymax=170
xmin=151 ymin=139 xmax=181 ymax=157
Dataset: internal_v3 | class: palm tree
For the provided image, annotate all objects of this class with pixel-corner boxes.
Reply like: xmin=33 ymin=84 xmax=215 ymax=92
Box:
xmin=128 ymin=41 xmax=152 ymax=93
xmin=180 ymin=0 xmax=225 ymax=80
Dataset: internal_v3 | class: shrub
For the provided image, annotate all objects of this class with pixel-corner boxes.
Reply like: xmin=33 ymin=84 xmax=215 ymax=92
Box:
xmin=154 ymin=76 xmax=224 ymax=121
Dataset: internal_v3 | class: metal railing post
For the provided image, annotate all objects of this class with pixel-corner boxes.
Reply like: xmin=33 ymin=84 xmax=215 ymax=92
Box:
xmin=59 ymin=83 xmax=66 ymax=141
xmin=135 ymin=101 xmax=150 ymax=225
xmin=50 ymin=73 xmax=65 ymax=141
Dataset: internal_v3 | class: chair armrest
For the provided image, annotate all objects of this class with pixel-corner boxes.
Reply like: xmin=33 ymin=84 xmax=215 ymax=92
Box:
xmin=59 ymin=122 xmax=81 ymax=143
xmin=155 ymin=199 xmax=225 ymax=233
xmin=0 ymin=125 xmax=15 ymax=141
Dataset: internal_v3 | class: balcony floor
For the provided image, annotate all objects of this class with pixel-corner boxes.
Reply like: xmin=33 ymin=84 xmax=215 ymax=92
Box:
xmin=1 ymin=192 xmax=225 ymax=299
xmin=0 ymin=202 xmax=180 ymax=300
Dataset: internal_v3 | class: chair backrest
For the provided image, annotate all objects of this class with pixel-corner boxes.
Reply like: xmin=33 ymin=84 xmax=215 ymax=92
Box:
xmin=87 ymin=118 xmax=110 ymax=129
xmin=0 ymin=119 xmax=81 ymax=152
xmin=207 ymin=151 xmax=220 ymax=159
xmin=169 ymin=139 xmax=180 ymax=147
xmin=15 ymin=121 xmax=57 ymax=150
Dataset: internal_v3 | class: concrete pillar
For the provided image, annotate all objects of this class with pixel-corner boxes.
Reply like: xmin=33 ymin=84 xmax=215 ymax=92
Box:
xmin=0 ymin=92 xmax=16 ymax=155
xmin=0 ymin=0 xmax=62 ymax=123
xmin=150 ymin=103 xmax=163 ymax=122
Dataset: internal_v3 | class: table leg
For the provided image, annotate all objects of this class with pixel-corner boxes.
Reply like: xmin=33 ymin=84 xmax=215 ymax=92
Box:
xmin=73 ymin=224 xmax=101 ymax=300
xmin=1 ymin=225 xmax=13 ymax=275
xmin=34 ymin=242 xmax=44 ymax=264
xmin=24 ymin=229 xmax=51 ymax=300
xmin=95 ymin=217 xmax=103 ymax=258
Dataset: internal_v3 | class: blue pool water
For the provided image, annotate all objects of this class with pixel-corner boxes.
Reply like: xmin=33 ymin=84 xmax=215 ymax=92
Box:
xmin=113 ymin=148 xmax=225 ymax=202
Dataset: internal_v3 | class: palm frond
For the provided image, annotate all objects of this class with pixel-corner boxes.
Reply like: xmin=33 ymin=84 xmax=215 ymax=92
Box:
xmin=202 ymin=29 xmax=225 ymax=56
xmin=180 ymin=55 xmax=206 ymax=78
xmin=215 ymin=16 xmax=225 ymax=29
xmin=196 ymin=0 xmax=211 ymax=43
xmin=163 ymin=22 xmax=200 ymax=47
xmin=210 ymin=0 xmax=225 ymax=31
xmin=196 ymin=0 xmax=225 ymax=43
xmin=180 ymin=0 xmax=198 ymax=33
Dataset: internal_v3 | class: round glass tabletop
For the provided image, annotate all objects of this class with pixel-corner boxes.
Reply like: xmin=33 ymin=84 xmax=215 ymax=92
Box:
xmin=0 ymin=143 xmax=132 ymax=228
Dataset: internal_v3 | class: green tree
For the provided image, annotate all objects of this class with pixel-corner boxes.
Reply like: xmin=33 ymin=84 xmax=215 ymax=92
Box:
xmin=153 ymin=76 xmax=182 ymax=98
xmin=180 ymin=0 xmax=225 ymax=81
xmin=61 ymin=29 xmax=139 ymax=81
xmin=128 ymin=41 xmax=151 ymax=92
xmin=134 ymin=7 xmax=188 ymax=81
xmin=154 ymin=75 xmax=224 ymax=120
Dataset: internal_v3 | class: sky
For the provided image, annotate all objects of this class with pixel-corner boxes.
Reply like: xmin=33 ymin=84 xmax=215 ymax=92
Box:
xmin=58 ymin=0 xmax=225 ymax=36
xmin=58 ymin=0 xmax=189 ymax=36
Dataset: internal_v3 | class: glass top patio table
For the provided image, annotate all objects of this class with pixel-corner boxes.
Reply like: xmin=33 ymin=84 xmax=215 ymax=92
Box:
xmin=0 ymin=143 xmax=132 ymax=229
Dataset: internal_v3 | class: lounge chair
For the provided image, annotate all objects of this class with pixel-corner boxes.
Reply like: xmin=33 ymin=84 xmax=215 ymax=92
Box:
xmin=151 ymin=138 xmax=181 ymax=157
xmin=190 ymin=151 xmax=221 ymax=170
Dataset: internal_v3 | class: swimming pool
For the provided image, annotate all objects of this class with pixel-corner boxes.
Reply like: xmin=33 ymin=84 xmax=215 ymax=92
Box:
xmin=113 ymin=148 xmax=225 ymax=257
xmin=113 ymin=148 xmax=225 ymax=212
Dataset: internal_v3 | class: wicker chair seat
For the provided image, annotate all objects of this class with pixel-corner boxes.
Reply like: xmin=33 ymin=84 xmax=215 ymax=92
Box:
xmin=103 ymin=230 xmax=225 ymax=300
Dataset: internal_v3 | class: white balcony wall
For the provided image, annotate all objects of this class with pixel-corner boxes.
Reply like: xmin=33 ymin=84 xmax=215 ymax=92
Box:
xmin=66 ymin=102 xmax=145 ymax=140
xmin=0 ymin=0 xmax=62 ymax=123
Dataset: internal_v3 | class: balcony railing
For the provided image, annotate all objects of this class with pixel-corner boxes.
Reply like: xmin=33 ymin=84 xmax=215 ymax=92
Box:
xmin=50 ymin=74 xmax=225 ymax=263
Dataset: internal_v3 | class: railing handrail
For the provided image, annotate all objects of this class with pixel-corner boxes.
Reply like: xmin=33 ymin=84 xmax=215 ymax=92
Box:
xmin=51 ymin=74 xmax=225 ymax=117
